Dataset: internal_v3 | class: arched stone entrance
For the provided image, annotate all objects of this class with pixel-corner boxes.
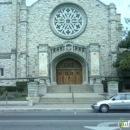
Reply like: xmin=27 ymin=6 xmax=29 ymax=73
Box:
xmin=56 ymin=58 xmax=82 ymax=84
xmin=50 ymin=52 xmax=88 ymax=85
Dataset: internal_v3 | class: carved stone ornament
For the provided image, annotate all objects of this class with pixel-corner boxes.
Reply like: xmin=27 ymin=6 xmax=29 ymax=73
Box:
xmin=38 ymin=44 xmax=48 ymax=52
xmin=66 ymin=44 xmax=72 ymax=51
xmin=50 ymin=3 xmax=87 ymax=39
xmin=89 ymin=44 xmax=100 ymax=52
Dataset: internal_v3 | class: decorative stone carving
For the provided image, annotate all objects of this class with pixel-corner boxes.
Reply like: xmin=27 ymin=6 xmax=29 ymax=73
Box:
xmin=50 ymin=3 xmax=87 ymax=39
xmin=89 ymin=43 xmax=100 ymax=52
xmin=50 ymin=44 xmax=87 ymax=61
xmin=66 ymin=44 xmax=73 ymax=51
xmin=38 ymin=44 xmax=48 ymax=52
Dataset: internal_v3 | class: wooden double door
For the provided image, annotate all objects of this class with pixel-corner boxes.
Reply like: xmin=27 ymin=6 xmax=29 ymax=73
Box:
xmin=56 ymin=58 xmax=82 ymax=84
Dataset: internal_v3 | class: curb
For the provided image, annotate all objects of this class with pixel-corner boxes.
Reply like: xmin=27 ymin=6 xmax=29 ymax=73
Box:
xmin=0 ymin=108 xmax=92 ymax=112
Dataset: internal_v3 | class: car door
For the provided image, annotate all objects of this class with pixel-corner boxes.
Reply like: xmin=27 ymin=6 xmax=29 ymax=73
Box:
xmin=109 ymin=94 xmax=126 ymax=109
xmin=123 ymin=94 xmax=130 ymax=109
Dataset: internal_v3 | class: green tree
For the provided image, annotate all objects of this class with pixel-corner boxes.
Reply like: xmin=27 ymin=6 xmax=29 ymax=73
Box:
xmin=118 ymin=31 xmax=130 ymax=49
xmin=113 ymin=29 xmax=130 ymax=76
xmin=113 ymin=50 xmax=130 ymax=76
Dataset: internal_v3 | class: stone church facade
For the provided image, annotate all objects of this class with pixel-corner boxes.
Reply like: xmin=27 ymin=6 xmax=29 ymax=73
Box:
xmin=0 ymin=0 xmax=122 ymax=87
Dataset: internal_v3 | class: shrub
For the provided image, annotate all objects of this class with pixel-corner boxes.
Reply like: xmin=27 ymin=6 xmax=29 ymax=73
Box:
xmin=5 ymin=86 xmax=17 ymax=92
xmin=0 ymin=81 xmax=28 ymax=93
xmin=16 ymin=81 xmax=28 ymax=92
xmin=0 ymin=88 xmax=5 ymax=95
xmin=125 ymin=83 xmax=130 ymax=89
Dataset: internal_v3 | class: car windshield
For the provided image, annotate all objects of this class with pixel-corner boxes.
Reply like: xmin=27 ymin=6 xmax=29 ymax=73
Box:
xmin=109 ymin=94 xmax=117 ymax=99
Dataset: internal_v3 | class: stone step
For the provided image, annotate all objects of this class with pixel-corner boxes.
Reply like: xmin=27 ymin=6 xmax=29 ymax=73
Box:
xmin=40 ymin=93 xmax=105 ymax=104
xmin=40 ymin=99 xmax=103 ymax=104
xmin=47 ymin=85 xmax=93 ymax=93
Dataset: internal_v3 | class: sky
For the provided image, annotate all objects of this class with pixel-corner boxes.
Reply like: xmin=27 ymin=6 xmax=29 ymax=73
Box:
xmin=26 ymin=0 xmax=130 ymax=27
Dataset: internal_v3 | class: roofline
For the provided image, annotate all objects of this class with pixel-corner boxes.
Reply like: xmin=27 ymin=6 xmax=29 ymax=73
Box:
xmin=97 ymin=0 xmax=108 ymax=6
xmin=26 ymin=0 xmax=39 ymax=8
xmin=27 ymin=0 xmax=109 ymax=8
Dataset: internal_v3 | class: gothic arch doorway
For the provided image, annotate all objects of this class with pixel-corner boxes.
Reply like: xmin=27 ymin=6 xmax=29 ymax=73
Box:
xmin=56 ymin=58 xmax=82 ymax=84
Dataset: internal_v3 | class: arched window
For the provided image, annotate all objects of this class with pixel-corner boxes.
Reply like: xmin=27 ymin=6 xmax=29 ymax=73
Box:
xmin=0 ymin=68 xmax=4 ymax=76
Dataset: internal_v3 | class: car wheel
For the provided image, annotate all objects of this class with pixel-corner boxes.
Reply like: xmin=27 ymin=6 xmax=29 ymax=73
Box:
xmin=100 ymin=104 xmax=109 ymax=113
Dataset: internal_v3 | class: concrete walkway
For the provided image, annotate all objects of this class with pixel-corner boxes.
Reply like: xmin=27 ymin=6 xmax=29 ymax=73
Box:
xmin=0 ymin=92 xmax=105 ymax=111
xmin=0 ymin=103 xmax=92 ymax=112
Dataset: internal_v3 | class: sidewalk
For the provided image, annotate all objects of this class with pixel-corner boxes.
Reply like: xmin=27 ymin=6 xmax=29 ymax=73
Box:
xmin=0 ymin=103 xmax=92 ymax=112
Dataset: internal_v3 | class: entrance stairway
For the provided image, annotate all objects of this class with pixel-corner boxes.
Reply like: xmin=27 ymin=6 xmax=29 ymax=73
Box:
xmin=39 ymin=85 xmax=105 ymax=104
xmin=40 ymin=93 xmax=105 ymax=104
xmin=47 ymin=84 xmax=93 ymax=93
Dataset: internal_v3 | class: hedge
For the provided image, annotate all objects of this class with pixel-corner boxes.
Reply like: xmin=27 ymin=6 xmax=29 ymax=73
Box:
xmin=16 ymin=81 xmax=28 ymax=92
xmin=0 ymin=81 xmax=28 ymax=93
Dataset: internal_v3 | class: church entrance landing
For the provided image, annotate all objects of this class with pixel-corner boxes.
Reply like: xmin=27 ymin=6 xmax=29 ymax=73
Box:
xmin=56 ymin=58 xmax=82 ymax=84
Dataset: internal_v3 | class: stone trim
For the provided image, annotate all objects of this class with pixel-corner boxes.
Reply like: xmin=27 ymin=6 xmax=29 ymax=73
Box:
xmin=50 ymin=43 xmax=88 ymax=61
xmin=89 ymin=43 xmax=100 ymax=52
xmin=19 ymin=21 xmax=28 ymax=23
xmin=37 ymin=44 xmax=48 ymax=52
xmin=0 ymin=53 xmax=11 ymax=59
xmin=0 ymin=2 xmax=12 ymax=5
xmin=11 ymin=49 xmax=16 ymax=54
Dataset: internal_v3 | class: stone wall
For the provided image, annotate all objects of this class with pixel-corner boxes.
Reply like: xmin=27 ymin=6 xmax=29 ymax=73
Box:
xmin=0 ymin=53 xmax=16 ymax=86
xmin=0 ymin=1 xmax=16 ymax=53
xmin=0 ymin=0 xmax=18 ymax=81
xmin=0 ymin=0 xmax=122 ymax=84
xmin=26 ymin=0 xmax=121 ymax=77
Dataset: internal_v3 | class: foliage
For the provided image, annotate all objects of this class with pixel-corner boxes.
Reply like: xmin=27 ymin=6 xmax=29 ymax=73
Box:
xmin=113 ymin=27 xmax=130 ymax=76
xmin=113 ymin=51 xmax=130 ymax=76
xmin=0 ymin=82 xmax=28 ymax=93
xmin=118 ymin=31 xmax=130 ymax=49
xmin=16 ymin=81 xmax=28 ymax=92
xmin=0 ymin=88 xmax=5 ymax=95
xmin=5 ymin=86 xmax=17 ymax=92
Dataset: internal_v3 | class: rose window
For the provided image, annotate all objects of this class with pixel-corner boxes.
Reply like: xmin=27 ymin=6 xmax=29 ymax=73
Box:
xmin=50 ymin=3 xmax=87 ymax=39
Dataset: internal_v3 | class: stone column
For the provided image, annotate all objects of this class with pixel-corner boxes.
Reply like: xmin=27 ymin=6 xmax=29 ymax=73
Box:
xmin=108 ymin=3 xmax=118 ymax=52
xmin=107 ymin=81 xmax=118 ymax=96
xmin=17 ymin=3 xmax=28 ymax=78
xmin=89 ymin=43 xmax=103 ymax=93
xmin=93 ymin=77 xmax=103 ymax=93
xmin=38 ymin=79 xmax=47 ymax=95
xmin=108 ymin=3 xmax=119 ymax=76
xmin=37 ymin=44 xmax=51 ymax=86
xmin=26 ymin=82 xmax=40 ymax=103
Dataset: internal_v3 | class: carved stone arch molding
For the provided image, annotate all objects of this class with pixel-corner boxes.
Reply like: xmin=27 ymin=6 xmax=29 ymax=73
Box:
xmin=50 ymin=52 xmax=89 ymax=85
xmin=50 ymin=43 xmax=88 ymax=62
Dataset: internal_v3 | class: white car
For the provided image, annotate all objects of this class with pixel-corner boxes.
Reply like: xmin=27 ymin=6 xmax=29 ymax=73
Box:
xmin=91 ymin=93 xmax=130 ymax=112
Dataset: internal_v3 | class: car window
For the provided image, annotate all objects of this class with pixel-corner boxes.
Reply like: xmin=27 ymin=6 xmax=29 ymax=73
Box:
xmin=114 ymin=95 xmax=121 ymax=100
xmin=126 ymin=94 xmax=130 ymax=100
xmin=114 ymin=94 xmax=125 ymax=100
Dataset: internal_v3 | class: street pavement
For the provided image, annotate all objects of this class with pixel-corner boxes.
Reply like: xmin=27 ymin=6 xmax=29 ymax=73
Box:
xmin=0 ymin=111 xmax=130 ymax=130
